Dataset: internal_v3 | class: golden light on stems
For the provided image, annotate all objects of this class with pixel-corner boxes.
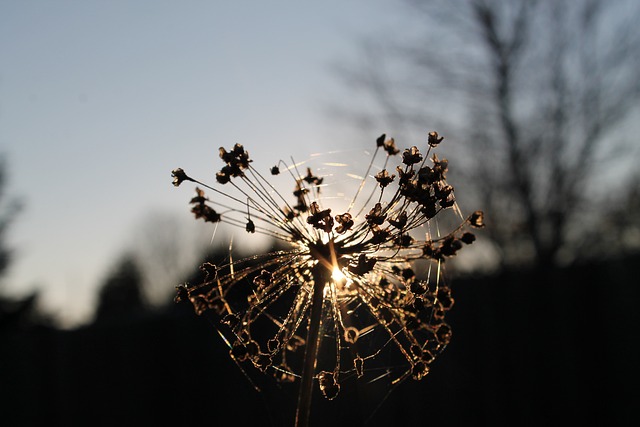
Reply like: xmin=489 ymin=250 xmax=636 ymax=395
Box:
xmin=172 ymin=132 xmax=483 ymax=426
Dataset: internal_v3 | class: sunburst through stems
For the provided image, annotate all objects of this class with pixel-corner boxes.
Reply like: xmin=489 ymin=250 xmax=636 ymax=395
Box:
xmin=172 ymin=132 xmax=483 ymax=425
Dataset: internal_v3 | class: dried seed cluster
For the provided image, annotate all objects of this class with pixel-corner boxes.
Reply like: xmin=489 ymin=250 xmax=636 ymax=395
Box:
xmin=172 ymin=132 xmax=483 ymax=399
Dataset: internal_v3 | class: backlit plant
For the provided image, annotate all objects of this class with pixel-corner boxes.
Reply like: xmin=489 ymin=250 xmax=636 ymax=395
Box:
xmin=172 ymin=132 xmax=483 ymax=426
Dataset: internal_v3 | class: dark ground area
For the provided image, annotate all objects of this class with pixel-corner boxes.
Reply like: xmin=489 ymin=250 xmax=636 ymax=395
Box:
xmin=2 ymin=254 xmax=639 ymax=426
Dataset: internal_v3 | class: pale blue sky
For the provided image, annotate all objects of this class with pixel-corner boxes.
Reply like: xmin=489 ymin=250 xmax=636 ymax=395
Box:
xmin=0 ymin=0 xmax=414 ymax=326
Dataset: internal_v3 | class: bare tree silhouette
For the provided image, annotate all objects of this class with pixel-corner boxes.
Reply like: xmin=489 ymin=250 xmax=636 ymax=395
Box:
xmin=337 ymin=0 xmax=640 ymax=268
xmin=129 ymin=212 xmax=211 ymax=306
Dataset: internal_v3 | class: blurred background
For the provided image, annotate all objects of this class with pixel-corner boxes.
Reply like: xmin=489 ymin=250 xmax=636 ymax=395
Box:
xmin=1 ymin=0 xmax=639 ymax=426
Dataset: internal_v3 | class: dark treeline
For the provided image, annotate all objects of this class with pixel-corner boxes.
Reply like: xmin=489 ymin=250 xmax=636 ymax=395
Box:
xmin=2 ymin=252 xmax=638 ymax=426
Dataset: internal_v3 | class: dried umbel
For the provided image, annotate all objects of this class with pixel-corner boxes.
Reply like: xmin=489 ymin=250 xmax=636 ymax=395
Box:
xmin=172 ymin=132 xmax=483 ymax=423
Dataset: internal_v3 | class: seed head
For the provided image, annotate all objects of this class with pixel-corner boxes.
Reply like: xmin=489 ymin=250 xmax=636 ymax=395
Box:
xmin=172 ymin=131 xmax=482 ymax=399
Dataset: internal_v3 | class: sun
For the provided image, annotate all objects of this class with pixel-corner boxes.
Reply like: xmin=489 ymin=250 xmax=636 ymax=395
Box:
xmin=331 ymin=266 xmax=346 ymax=283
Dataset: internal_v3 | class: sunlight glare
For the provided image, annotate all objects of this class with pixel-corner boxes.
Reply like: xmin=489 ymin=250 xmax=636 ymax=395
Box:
xmin=332 ymin=267 xmax=346 ymax=283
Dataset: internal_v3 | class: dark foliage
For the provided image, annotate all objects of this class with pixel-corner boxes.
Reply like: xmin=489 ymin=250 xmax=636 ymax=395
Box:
xmin=94 ymin=255 xmax=145 ymax=323
xmin=0 ymin=156 xmax=21 ymax=279
xmin=1 ymin=254 xmax=639 ymax=426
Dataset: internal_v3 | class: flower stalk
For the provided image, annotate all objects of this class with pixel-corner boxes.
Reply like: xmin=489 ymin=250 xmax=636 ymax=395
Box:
xmin=295 ymin=262 xmax=329 ymax=427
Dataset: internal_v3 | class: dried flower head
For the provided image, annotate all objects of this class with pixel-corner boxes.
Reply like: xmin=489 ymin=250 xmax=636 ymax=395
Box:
xmin=172 ymin=132 xmax=482 ymax=407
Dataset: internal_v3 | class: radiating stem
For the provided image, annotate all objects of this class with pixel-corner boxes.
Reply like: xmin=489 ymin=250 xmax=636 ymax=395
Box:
xmin=295 ymin=263 xmax=328 ymax=427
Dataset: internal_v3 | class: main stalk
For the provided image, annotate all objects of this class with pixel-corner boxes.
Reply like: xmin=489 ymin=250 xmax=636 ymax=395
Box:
xmin=295 ymin=262 xmax=329 ymax=427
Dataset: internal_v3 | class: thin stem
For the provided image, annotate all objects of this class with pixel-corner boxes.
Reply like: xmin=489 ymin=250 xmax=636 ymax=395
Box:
xmin=295 ymin=263 xmax=328 ymax=427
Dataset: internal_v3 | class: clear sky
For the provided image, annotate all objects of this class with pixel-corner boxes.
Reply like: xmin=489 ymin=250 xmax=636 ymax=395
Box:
xmin=0 ymin=0 xmax=413 ymax=327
